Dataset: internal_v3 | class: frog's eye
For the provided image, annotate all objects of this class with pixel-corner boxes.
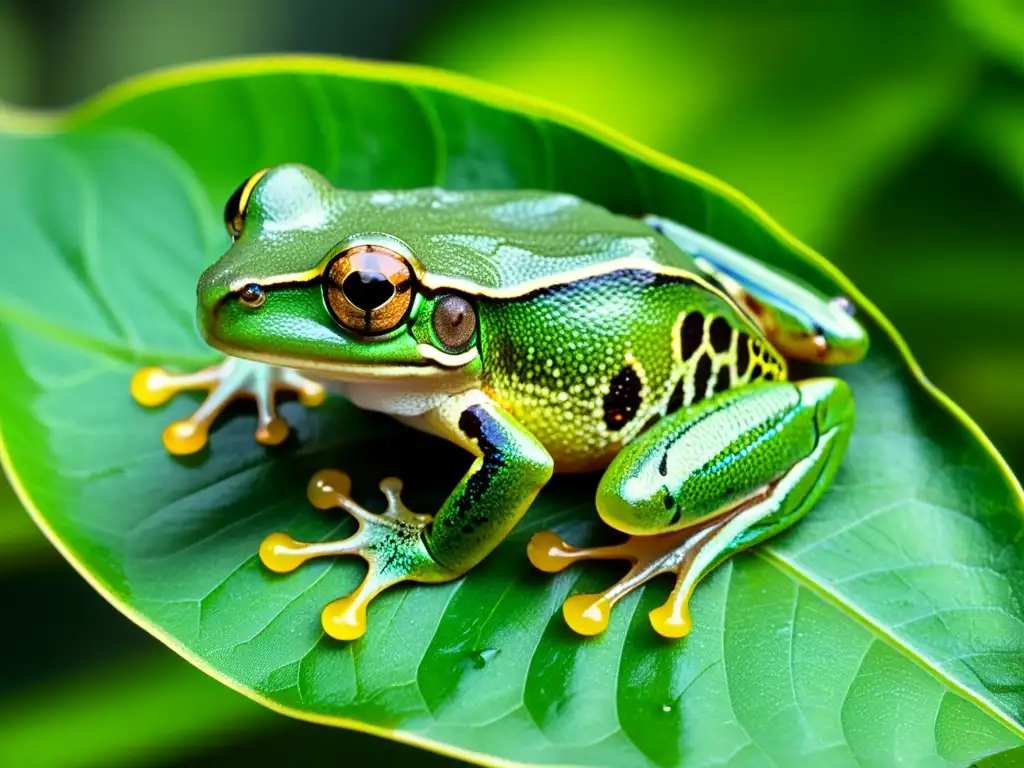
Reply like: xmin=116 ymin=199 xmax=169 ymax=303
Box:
xmin=324 ymin=246 xmax=414 ymax=335
xmin=223 ymin=169 xmax=269 ymax=240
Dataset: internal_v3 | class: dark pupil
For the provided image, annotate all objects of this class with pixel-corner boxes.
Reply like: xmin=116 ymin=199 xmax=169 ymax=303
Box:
xmin=343 ymin=271 xmax=394 ymax=311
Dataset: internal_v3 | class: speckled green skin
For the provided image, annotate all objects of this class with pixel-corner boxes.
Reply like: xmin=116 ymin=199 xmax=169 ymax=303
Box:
xmin=193 ymin=164 xmax=865 ymax=630
xmin=476 ymin=270 xmax=785 ymax=473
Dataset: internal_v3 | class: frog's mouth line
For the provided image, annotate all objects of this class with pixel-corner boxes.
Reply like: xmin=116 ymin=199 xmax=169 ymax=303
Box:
xmin=202 ymin=336 xmax=479 ymax=383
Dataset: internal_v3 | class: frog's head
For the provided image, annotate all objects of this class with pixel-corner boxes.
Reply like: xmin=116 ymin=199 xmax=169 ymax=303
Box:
xmin=197 ymin=164 xmax=480 ymax=381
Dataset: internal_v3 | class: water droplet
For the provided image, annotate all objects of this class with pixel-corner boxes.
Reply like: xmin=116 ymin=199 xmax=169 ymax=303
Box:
xmin=661 ymin=704 xmax=673 ymax=713
xmin=463 ymin=648 xmax=500 ymax=670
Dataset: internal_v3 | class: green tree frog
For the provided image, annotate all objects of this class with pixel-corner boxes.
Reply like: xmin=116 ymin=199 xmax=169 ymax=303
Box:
xmin=132 ymin=165 xmax=867 ymax=641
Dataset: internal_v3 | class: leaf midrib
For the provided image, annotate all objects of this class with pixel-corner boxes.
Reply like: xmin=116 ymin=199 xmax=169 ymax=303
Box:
xmin=0 ymin=298 xmax=214 ymax=367
xmin=759 ymin=546 xmax=1024 ymax=739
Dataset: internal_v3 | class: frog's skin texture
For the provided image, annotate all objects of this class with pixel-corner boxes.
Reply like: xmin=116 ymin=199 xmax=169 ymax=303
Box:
xmin=133 ymin=164 xmax=867 ymax=640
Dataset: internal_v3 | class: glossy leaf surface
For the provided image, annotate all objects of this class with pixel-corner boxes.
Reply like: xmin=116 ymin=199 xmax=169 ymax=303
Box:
xmin=1 ymin=58 xmax=1022 ymax=767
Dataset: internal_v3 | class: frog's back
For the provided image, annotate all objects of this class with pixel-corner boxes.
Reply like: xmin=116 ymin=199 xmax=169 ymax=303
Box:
xmin=349 ymin=190 xmax=786 ymax=472
xmin=338 ymin=188 xmax=701 ymax=292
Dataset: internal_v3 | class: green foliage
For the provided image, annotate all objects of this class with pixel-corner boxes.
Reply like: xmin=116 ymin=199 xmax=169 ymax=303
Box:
xmin=1 ymin=60 xmax=1023 ymax=767
xmin=419 ymin=0 xmax=978 ymax=247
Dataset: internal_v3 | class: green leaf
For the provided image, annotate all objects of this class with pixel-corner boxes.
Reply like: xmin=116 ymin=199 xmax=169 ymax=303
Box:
xmin=1 ymin=57 xmax=1022 ymax=767
xmin=416 ymin=0 xmax=977 ymax=246
xmin=961 ymin=76 xmax=1024 ymax=198
xmin=944 ymin=0 xmax=1024 ymax=73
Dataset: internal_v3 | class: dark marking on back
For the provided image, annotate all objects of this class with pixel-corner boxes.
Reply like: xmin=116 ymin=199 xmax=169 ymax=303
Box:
xmin=663 ymin=492 xmax=675 ymax=509
xmin=604 ymin=364 xmax=642 ymax=431
xmin=736 ymin=333 xmax=751 ymax=375
xmin=659 ymin=451 xmax=669 ymax=477
xmin=692 ymin=353 xmax=713 ymax=405
xmin=714 ymin=366 xmax=731 ymax=393
xmin=709 ymin=316 xmax=732 ymax=354
xmin=666 ymin=378 xmax=685 ymax=414
xmin=680 ymin=312 xmax=705 ymax=361
xmin=750 ymin=362 xmax=764 ymax=380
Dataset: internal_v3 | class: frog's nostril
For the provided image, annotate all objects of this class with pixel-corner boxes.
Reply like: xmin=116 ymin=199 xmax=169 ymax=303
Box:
xmin=343 ymin=271 xmax=395 ymax=311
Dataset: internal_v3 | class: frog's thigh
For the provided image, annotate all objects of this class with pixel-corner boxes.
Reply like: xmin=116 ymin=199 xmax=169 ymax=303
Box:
xmin=528 ymin=378 xmax=854 ymax=638
xmin=259 ymin=389 xmax=553 ymax=641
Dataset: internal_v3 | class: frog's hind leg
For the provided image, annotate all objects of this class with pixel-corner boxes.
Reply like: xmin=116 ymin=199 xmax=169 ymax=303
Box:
xmin=531 ymin=436 xmax=842 ymax=638
xmin=529 ymin=378 xmax=854 ymax=638
xmin=645 ymin=214 xmax=868 ymax=365
xmin=131 ymin=358 xmax=325 ymax=454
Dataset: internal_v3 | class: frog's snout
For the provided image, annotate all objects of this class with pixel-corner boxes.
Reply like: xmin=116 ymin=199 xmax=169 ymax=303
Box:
xmin=195 ymin=279 xmax=227 ymax=349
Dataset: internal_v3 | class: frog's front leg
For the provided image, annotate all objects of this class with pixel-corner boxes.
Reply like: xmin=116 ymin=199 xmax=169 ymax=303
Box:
xmin=529 ymin=378 xmax=854 ymax=638
xmin=131 ymin=358 xmax=326 ymax=455
xmin=259 ymin=390 xmax=554 ymax=641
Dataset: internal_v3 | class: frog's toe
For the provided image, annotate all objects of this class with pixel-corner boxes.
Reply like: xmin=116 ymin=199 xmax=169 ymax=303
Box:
xmin=254 ymin=416 xmax=290 ymax=446
xmin=132 ymin=358 xmax=326 ymax=453
xmin=259 ymin=469 xmax=450 ymax=641
xmin=527 ymin=530 xmax=654 ymax=573
xmin=258 ymin=531 xmax=363 ymax=573
xmin=307 ymin=469 xmax=353 ymax=509
xmin=280 ymin=368 xmax=328 ymax=407
xmin=526 ymin=531 xmax=578 ymax=573
xmin=130 ymin=367 xmax=178 ymax=406
xmin=162 ymin=418 xmax=211 ymax=456
xmin=648 ymin=586 xmax=693 ymax=639
xmin=561 ymin=593 xmax=612 ymax=636
xmin=320 ymin=567 xmax=399 ymax=641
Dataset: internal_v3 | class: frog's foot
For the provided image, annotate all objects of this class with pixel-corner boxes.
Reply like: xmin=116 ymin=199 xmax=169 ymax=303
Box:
xmin=528 ymin=512 xmax=740 ymax=639
xmin=259 ymin=469 xmax=453 ymax=641
xmin=131 ymin=358 xmax=326 ymax=455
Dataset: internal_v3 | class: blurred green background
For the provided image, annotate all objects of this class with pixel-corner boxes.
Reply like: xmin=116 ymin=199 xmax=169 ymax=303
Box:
xmin=1 ymin=0 xmax=1020 ymax=765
